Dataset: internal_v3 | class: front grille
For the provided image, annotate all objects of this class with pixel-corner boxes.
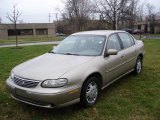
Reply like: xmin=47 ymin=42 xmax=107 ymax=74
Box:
xmin=13 ymin=76 xmax=39 ymax=88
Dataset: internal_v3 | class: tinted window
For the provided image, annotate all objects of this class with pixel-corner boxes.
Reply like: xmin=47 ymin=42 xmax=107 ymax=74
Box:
xmin=8 ymin=29 xmax=33 ymax=36
xmin=118 ymin=33 xmax=133 ymax=48
xmin=107 ymin=34 xmax=121 ymax=51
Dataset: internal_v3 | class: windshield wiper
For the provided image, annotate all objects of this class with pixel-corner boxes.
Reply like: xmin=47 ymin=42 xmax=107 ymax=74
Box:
xmin=63 ymin=53 xmax=80 ymax=56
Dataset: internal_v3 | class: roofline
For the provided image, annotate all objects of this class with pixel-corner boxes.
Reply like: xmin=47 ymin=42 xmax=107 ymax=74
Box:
xmin=71 ymin=30 xmax=127 ymax=36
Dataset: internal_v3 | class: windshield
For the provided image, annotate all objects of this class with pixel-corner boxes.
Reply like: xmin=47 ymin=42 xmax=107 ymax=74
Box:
xmin=53 ymin=35 xmax=106 ymax=56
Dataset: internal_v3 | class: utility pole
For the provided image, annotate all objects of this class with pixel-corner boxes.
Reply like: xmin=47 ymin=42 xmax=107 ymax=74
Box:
xmin=48 ymin=13 xmax=58 ymax=23
xmin=48 ymin=13 xmax=51 ymax=23
xmin=55 ymin=13 xmax=58 ymax=22
xmin=55 ymin=13 xmax=58 ymax=33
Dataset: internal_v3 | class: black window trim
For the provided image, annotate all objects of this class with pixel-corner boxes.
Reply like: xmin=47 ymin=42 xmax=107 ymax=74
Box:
xmin=115 ymin=33 xmax=124 ymax=50
xmin=129 ymin=34 xmax=136 ymax=45
xmin=104 ymin=33 xmax=123 ymax=56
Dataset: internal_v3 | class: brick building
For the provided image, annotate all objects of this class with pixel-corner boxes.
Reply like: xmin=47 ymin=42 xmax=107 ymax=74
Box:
xmin=0 ymin=23 xmax=55 ymax=39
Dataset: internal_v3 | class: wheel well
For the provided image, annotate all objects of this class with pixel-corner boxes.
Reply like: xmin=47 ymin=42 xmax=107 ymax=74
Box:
xmin=138 ymin=53 xmax=143 ymax=60
xmin=83 ymin=72 xmax=103 ymax=88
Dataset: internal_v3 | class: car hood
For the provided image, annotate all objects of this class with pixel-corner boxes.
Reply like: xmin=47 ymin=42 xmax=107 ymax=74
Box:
xmin=13 ymin=53 xmax=94 ymax=81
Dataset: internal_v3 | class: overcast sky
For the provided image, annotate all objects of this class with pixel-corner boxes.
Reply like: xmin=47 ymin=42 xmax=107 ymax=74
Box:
xmin=0 ymin=0 xmax=159 ymax=23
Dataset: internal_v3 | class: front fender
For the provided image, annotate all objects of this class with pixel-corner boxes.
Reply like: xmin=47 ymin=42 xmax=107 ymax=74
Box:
xmin=60 ymin=56 xmax=105 ymax=87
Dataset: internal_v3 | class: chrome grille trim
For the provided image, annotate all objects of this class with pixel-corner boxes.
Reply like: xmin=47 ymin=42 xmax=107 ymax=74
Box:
xmin=13 ymin=76 xmax=39 ymax=88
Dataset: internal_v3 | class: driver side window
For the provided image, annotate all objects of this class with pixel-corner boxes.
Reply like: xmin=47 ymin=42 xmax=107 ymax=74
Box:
xmin=107 ymin=34 xmax=122 ymax=52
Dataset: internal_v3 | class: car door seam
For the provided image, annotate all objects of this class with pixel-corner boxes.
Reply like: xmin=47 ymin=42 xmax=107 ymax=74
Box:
xmin=105 ymin=61 xmax=126 ymax=73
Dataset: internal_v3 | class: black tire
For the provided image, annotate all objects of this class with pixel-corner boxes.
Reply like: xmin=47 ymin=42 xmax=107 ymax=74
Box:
xmin=80 ymin=76 xmax=100 ymax=107
xmin=133 ymin=56 xmax=143 ymax=75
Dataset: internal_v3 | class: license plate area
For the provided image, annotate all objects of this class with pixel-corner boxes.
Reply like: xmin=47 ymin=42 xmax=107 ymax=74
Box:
xmin=15 ymin=88 xmax=27 ymax=97
xmin=14 ymin=88 xmax=50 ymax=106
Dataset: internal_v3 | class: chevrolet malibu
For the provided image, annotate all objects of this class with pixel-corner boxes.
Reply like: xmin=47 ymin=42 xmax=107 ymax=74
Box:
xmin=6 ymin=30 xmax=145 ymax=108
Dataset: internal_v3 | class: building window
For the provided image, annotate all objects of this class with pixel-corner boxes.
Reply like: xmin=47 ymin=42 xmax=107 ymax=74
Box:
xmin=8 ymin=29 xmax=33 ymax=36
xmin=20 ymin=29 xmax=33 ymax=35
xmin=36 ymin=29 xmax=48 ymax=35
xmin=8 ymin=29 xmax=20 ymax=36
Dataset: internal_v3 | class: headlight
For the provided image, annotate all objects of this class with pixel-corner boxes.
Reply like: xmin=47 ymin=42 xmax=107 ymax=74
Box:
xmin=41 ymin=78 xmax=68 ymax=88
xmin=10 ymin=72 xmax=15 ymax=79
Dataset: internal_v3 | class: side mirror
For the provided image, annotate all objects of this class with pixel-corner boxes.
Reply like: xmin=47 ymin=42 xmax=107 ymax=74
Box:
xmin=106 ymin=49 xmax=118 ymax=56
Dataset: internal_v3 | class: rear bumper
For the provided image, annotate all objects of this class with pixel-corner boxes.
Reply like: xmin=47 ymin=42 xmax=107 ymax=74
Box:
xmin=6 ymin=78 xmax=81 ymax=108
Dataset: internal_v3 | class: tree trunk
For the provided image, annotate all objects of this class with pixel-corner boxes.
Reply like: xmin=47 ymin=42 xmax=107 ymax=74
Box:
xmin=113 ymin=20 xmax=116 ymax=30
xmin=15 ymin=22 xmax=18 ymax=48
xmin=113 ymin=11 xmax=116 ymax=30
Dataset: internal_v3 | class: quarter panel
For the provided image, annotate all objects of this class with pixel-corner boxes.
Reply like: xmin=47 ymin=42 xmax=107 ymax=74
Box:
xmin=122 ymin=45 xmax=137 ymax=72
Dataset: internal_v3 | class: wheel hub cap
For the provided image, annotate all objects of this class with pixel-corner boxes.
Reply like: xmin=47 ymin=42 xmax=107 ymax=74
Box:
xmin=137 ymin=59 xmax=142 ymax=73
xmin=86 ymin=82 xmax=98 ymax=104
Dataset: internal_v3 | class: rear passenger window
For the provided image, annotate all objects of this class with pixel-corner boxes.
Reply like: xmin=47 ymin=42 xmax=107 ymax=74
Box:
xmin=118 ymin=33 xmax=133 ymax=48
xmin=107 ymin=34 xmax=121 ymax=51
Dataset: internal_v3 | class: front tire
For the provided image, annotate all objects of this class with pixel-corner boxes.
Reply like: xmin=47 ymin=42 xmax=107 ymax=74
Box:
xmin=134 ymin=56 xmax=143 ymax=75
xmin=80 ymin=77 xmax=100 ymax=107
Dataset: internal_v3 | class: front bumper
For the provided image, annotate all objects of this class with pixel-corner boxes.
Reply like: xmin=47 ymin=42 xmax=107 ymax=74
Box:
xmin=6 ymin=77 xmax=81 ymax=108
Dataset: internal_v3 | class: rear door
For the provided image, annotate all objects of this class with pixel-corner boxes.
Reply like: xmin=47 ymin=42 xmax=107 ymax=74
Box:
xmin=117 ymin=33 xmax=137 ymax=72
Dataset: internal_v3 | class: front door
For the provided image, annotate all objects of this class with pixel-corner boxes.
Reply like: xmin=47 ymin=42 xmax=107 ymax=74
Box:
xmin=103 ymin=34 xmax=126 ymax=85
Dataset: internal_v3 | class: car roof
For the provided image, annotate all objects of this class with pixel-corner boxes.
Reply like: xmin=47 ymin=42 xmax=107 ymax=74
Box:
xmin=71 ymin=30 xmax=126 ymax=36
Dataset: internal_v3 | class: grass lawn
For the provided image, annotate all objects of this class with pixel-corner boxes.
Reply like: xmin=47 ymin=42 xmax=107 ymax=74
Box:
xmin=0 ymin=40 xmax=160 ymax=120
xmin=146 ymin=34 xmax=160 ymax=36
xmin=0 ymin=37 xmax=63 ymax=45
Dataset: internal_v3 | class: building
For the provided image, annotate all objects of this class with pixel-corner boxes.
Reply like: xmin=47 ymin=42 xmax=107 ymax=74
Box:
xmin=0 ymin=23 xmax=55 ymax=39
xmin=135 ymin=16 xmax=160 ymax=34
xmin=135 ymin=21 xmax=160 ymax=34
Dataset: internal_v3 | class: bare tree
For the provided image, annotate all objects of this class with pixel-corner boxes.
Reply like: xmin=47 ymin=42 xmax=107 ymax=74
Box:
xmin=96 ymin=0 xmax=130 ymax=30
xmin=125 ymin=0 xmax=139 ymax=28
xmin=61 ymin=0 xmax=155 ymax=32
xmin=94 ymin=0 xmax=147 ymax=29
xmin=146 ymin=3 xmax=156 ymax=34
xmin=146 ymin=3 xmax=155 ymax=17
xmin=138 ymin=0 xmax=148 ymax=22
xmin=62 ymin=0 xmax=94 ymax=32
xmin=136 ymin=3 xmax=145 ymax=22
xmin=6 ymin=4 xmax=21 ymax=48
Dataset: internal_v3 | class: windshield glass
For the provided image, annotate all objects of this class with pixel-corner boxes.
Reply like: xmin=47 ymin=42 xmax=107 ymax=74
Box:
xmin=53 ymin=35 xmax=106 ymax=56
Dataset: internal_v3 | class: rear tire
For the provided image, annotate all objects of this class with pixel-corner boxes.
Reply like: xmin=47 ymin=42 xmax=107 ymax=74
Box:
xmin=80 ymin=76 xmax=100 ymax=107
xmin=134 ymin=56 xmax=143 ymax=75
